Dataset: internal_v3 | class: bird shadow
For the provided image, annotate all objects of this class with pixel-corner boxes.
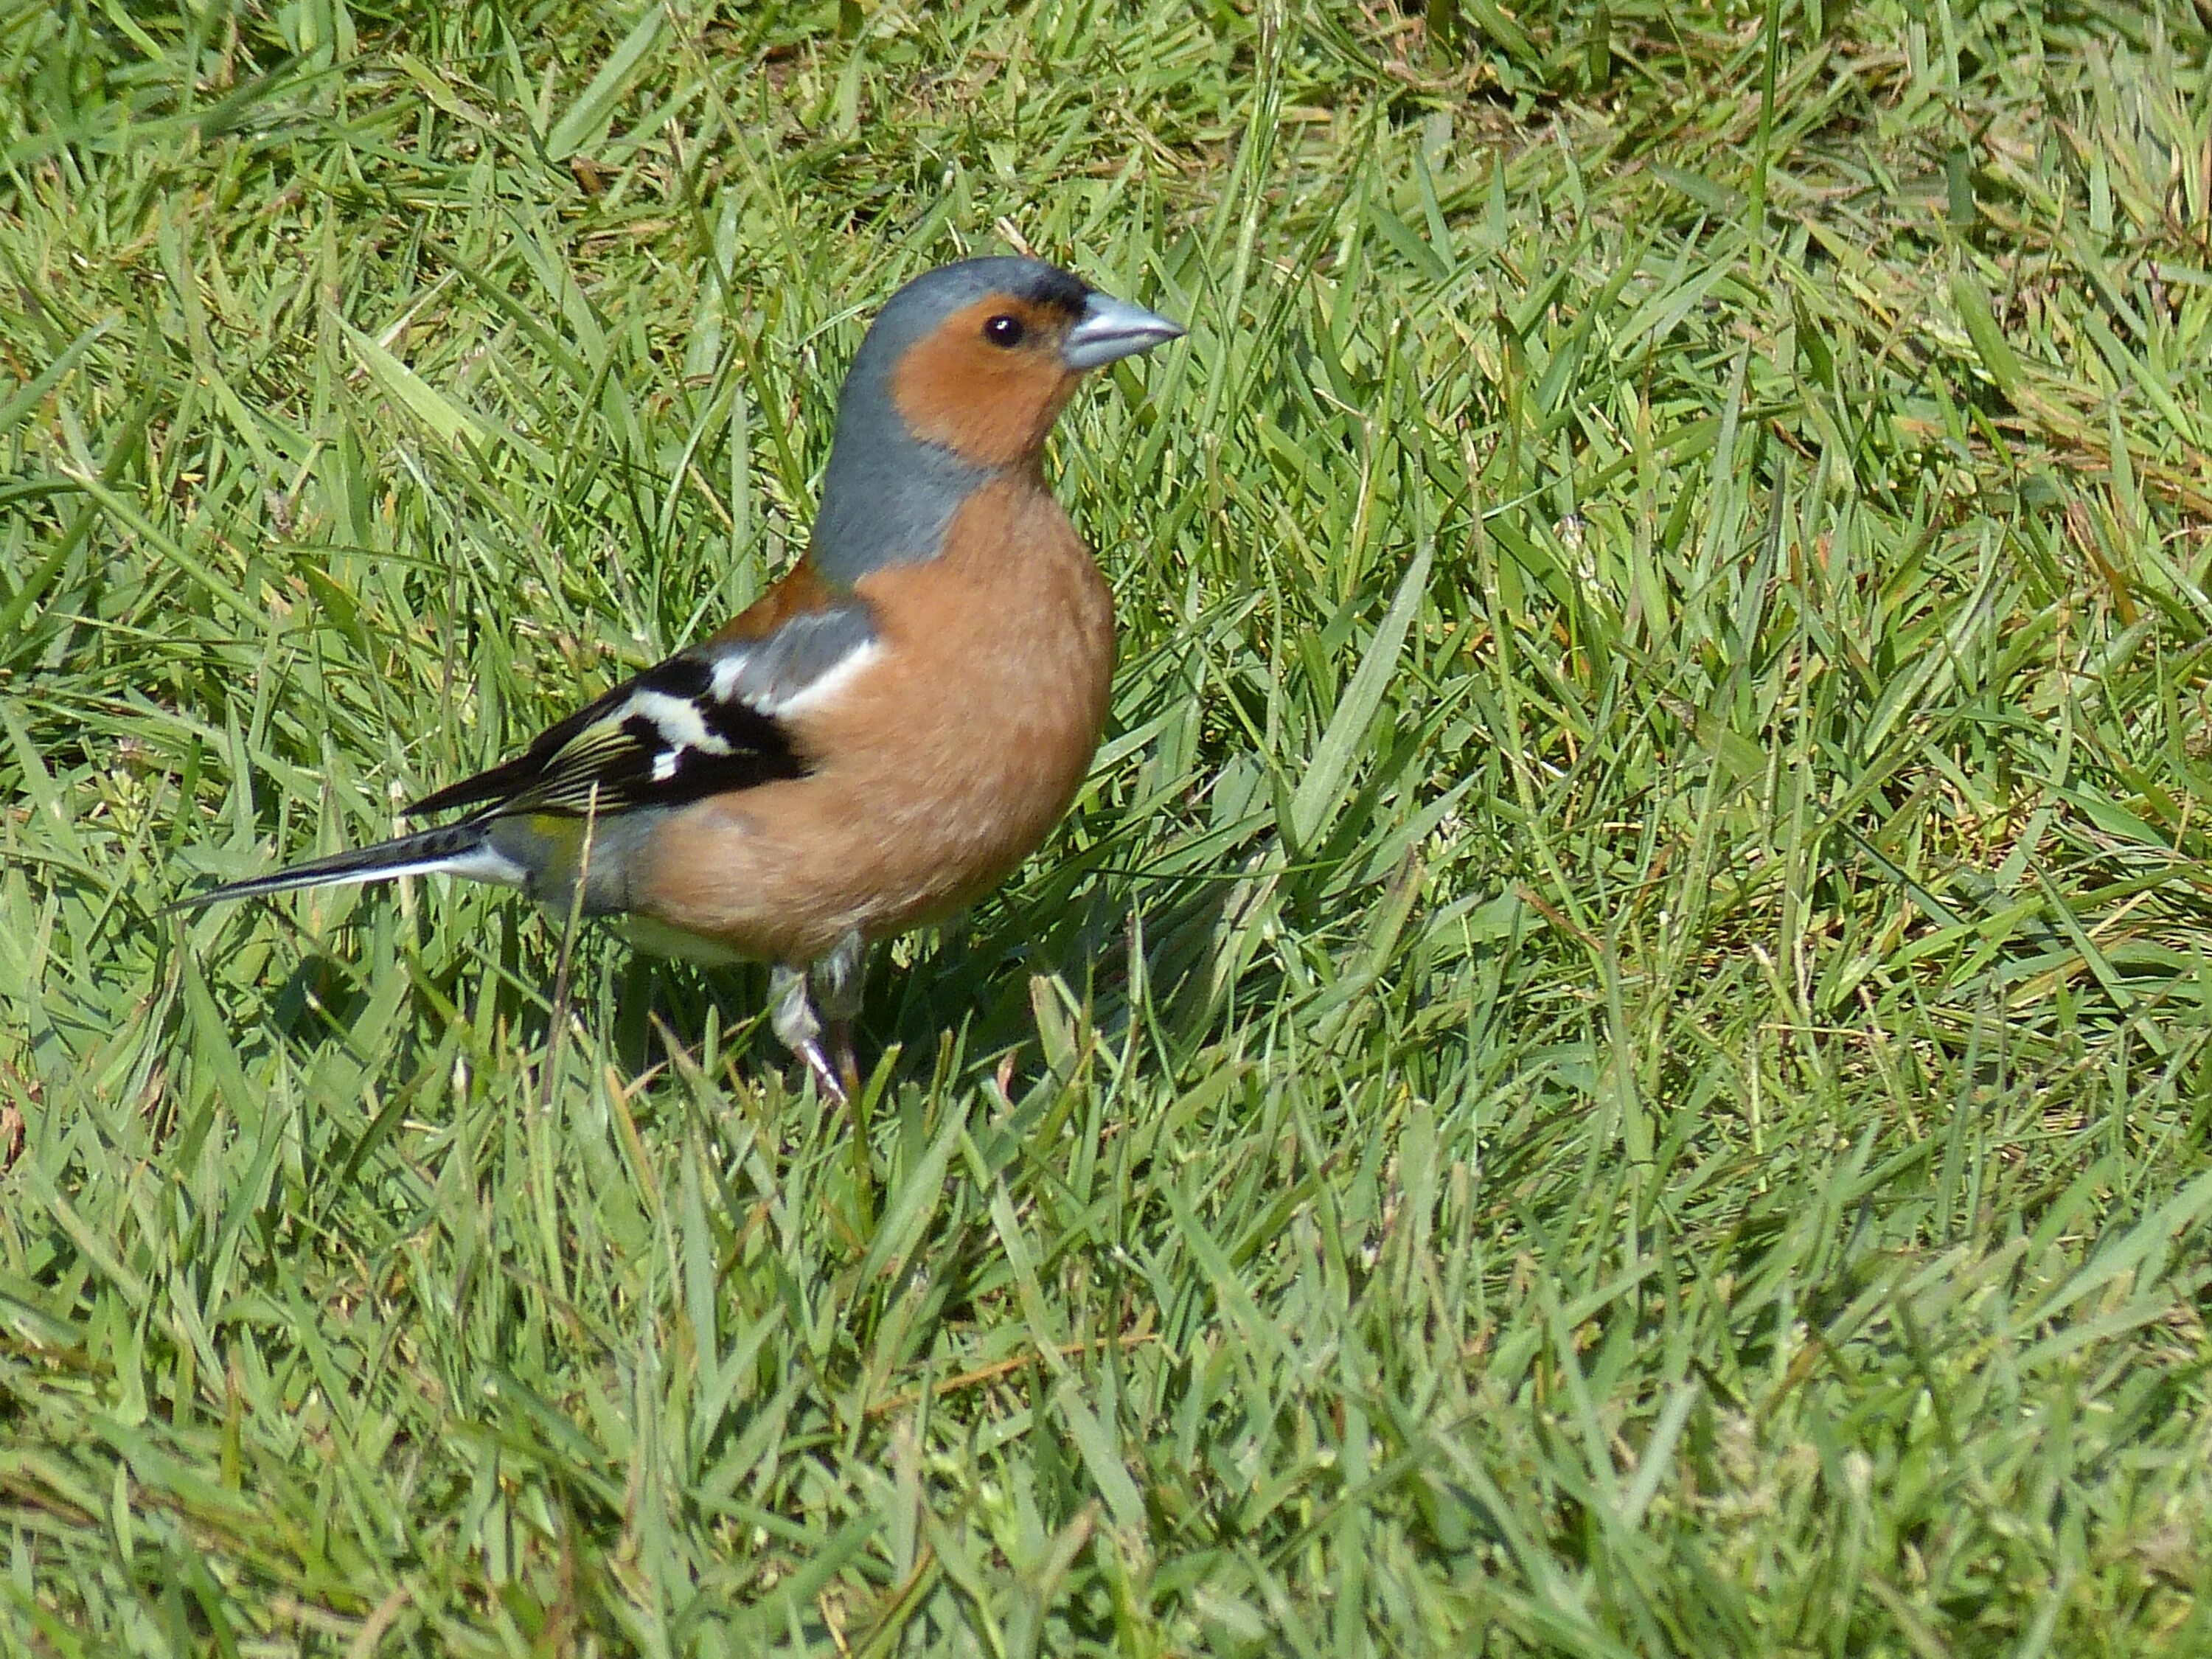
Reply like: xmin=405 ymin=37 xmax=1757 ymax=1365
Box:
xmin=886 ymin=866 xmax=1248 ymax=1087
xmin=582 ymin=858 xmax=1247 ymax=1106
xmin=218 ymin=858 xmax=1248 ymax=1119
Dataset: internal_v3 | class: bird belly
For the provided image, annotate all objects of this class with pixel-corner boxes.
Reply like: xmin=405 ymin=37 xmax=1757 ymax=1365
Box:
xmin=619 ymin=912 xmax=749 ymax=967
xmin=631 ymin=493 xmax=1114 ymax=966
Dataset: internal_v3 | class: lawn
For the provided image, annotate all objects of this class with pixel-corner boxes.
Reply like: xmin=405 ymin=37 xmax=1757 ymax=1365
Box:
xmin=6 ymin=0 xmax=2212 ymax=1652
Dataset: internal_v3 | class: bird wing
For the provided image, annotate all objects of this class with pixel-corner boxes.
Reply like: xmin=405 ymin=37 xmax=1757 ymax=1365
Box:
xmin=407 ymin=585 xmax=877 ymax=824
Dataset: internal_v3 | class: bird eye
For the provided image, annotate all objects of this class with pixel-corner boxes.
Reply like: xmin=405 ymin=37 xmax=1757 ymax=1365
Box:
xmin=984 ymin=314 xmax=1026 ymax=347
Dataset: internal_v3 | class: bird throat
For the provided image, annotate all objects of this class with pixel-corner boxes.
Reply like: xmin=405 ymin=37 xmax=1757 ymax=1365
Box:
xmin=808 ymin=422 xmax=992 ymax=582
xmin=806 ymin=324 xmax=1016 ymax=582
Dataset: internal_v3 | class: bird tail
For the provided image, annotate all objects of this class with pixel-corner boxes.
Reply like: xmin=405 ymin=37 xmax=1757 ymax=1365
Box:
xmin=170 ymin=821 xmax=522 ymax=913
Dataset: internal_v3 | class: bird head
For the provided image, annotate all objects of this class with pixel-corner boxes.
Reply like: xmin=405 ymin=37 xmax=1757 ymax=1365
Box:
xmin=841 ymin=259 xmax=1177 ymax=469
xmin=811 ymin=257 xmax=1183 ymax=577
xmin=874 ymin=257 xmax=1183 ymax=467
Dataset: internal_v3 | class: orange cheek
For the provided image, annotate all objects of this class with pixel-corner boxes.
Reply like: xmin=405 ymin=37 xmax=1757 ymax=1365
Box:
xmin=892 ymin=330 xmax=1078 ymax=467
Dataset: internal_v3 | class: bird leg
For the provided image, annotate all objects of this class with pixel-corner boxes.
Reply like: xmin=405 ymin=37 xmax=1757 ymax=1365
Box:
xmin=769 ymin=961 xmax=846 ymax=1105
xmin=809 ymin=929 xmax=868 ymax=1102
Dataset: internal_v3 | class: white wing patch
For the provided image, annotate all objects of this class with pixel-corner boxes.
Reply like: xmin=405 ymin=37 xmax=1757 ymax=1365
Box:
xmin=709 ymin=651 xmax=748 ymax=704
xmin=629 ymin=686 xmax=734 ymax=782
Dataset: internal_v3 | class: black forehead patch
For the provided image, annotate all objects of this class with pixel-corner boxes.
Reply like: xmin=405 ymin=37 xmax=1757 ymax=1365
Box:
xmin=1014 ymin=264 xmax=1092 ymax=318
xmin=853 ymin=257 xmax=1099 ymax=386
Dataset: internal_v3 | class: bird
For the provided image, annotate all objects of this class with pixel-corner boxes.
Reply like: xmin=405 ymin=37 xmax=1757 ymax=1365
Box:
xmin=177 ymin=256 xmax=1184 ymax=1102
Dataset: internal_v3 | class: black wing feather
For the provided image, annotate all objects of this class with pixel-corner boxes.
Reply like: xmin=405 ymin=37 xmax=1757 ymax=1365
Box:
xmin=405 ymin=682 xmax=630 ymax=819
xmin=406 ymin=652 xmax=807 ymax=822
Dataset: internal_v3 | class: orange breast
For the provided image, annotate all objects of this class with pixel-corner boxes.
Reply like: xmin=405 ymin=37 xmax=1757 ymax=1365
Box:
xmin=633 ymin=479 xmax=1115 ymax=965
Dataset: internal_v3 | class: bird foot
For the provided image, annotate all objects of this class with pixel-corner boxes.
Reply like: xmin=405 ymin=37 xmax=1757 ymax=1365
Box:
xmin=796 ymin=1038 xmax=850 ymax=1107
xmin=771 ymin=934 xmax=869 ymax=1107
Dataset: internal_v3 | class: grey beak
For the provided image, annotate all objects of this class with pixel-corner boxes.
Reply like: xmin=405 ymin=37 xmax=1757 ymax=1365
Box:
xmin=1062 ymin=291 xmax=1185 ymax=371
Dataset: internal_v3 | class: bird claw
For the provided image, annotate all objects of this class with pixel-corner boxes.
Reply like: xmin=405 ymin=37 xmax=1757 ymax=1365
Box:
xmin=796 ymin=1039 xmax=850 ymax=1107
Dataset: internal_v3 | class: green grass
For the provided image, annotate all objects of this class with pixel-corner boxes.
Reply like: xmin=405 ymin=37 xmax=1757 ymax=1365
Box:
xmin=6 ymin=0 xmax=2212 ymax=1651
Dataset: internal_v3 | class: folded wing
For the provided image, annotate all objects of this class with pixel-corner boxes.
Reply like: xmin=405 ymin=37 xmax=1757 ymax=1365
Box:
xmin=408 ymin=590 xmax=877 ymax=824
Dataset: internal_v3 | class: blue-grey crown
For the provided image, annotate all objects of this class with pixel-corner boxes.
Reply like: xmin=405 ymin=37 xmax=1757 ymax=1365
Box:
xmin=849 ymin=257 xmax=1091 ymax=382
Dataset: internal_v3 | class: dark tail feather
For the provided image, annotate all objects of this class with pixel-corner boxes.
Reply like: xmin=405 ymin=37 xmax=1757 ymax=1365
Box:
xmin=168 ymin=821 xmax=511 ymax=914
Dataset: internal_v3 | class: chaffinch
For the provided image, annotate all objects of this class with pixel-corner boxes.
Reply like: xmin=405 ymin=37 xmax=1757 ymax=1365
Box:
xmin=182 ymin=256 xmax=1184 ymax=1100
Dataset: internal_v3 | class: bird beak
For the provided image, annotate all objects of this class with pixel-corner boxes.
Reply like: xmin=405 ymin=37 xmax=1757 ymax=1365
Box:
xmin=1061 ymin=291 xmax=1185 ymax=371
